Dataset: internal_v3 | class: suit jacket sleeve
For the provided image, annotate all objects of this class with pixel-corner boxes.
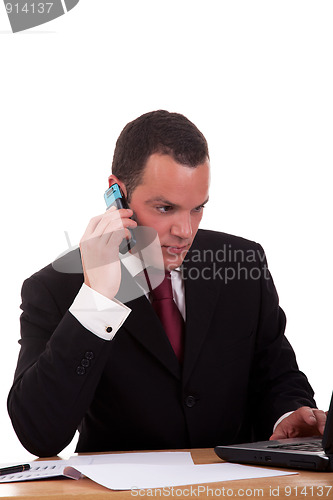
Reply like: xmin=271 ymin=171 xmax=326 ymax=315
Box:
xmin=7 ymin=271 xmax=113 ymax=457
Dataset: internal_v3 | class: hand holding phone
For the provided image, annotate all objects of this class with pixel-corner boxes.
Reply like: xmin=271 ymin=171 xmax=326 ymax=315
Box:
xmin=79 ymin=186 xmax=137 ymax=300
xmin=104 ymin=184 xmax=137 ymax=254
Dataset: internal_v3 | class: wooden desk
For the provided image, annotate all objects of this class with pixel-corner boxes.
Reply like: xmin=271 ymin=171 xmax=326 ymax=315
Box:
xmin=0 ymin=449 xmax=332 ymax=500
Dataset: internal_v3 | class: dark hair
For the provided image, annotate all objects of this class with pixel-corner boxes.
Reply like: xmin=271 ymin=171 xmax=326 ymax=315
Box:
xmin=111 ymin=110 xmax=209 ymax=201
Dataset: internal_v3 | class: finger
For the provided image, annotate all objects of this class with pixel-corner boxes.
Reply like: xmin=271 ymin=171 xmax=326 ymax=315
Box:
xmin=313 ymin=409 xmax=327 ymax=434
xmin=94 ymin=209 xmax=136 ymax=238
xmin=269 ymin=430 xmax=283 ymax=441
xmin=101 ymin=226 xmax=127 ymax=246
xmin=81 ymin=207 xmax=118 ymax=241
xmin=269 ymin=418 xmax=291 ymax=441
xmin=101 ymin=217 xmax=137 ymax=244
xmin=90 ymin=208 xmax=128 ymax=238
xmin=301 ymin=407 xmax=318 ymax=427
xmin=106 ymin=228 xmax=132 ymax=247
xmin=104 ymin=223 xmax=135 ymax=247
xmin=300 ymin=407 xmax=326 ymax=433
xmin=287 ymin=407 xmax=325 ymax=436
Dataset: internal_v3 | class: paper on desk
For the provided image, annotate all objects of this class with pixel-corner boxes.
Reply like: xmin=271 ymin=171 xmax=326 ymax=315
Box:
xmin=0 ymin=452 xmax=193 ymax=483
xmin=74 ymin=462 xmax=296 ymax=491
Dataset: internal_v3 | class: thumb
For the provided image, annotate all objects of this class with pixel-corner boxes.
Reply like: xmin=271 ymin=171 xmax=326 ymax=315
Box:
xmin=269 ymin=429 xmax=285 ymax=441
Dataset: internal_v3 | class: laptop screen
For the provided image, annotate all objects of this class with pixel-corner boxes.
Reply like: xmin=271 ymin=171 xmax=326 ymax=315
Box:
xmin=322 ymin=391 xmax=333 ymax=454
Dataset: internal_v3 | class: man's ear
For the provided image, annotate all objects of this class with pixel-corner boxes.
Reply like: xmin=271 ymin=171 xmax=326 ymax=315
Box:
xmin=108 ymin=175 xmax=128 ymax=198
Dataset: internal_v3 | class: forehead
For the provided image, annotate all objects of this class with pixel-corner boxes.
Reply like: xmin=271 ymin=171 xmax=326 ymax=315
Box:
xmin=136 ymin=153 xmax=210 ymax=203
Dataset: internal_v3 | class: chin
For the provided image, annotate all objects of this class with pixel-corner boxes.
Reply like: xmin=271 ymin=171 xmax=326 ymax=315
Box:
xmin=161 ymin=246 xmax=190 ymax=271
xmin=163 ymin=257 xmax=183 ymax=271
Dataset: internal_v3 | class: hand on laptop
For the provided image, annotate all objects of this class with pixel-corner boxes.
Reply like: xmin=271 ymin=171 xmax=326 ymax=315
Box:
xmin=269 ymin=407 xmax=327 ymax=440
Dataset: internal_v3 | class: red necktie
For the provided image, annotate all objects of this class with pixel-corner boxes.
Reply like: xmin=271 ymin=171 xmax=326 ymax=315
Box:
xmin=151 ymin=271 xmax=185 ymax=362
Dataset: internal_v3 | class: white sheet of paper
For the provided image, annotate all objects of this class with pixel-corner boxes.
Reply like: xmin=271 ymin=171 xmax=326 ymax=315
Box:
xmin=75 ymin=462 xmax=296 ymax=491
xmin=0 ymin=452 xmax=193 ymax=483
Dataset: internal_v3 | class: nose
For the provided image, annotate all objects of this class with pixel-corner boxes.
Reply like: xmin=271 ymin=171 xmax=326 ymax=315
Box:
xmin=170 ymin=212 xmax=193 ymax=240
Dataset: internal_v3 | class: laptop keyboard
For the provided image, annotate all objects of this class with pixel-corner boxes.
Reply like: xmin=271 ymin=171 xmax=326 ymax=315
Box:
xmin=268 ymin=440 xmax=324 ymax=452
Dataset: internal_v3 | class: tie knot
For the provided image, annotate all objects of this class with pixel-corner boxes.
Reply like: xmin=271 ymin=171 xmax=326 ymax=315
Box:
xmin=151 ymin=271 xmax=173 ymax=300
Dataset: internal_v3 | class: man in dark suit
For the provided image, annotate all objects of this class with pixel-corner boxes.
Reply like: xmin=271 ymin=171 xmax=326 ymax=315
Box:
xmin=8 ymin=110 xmax=326 ymax=457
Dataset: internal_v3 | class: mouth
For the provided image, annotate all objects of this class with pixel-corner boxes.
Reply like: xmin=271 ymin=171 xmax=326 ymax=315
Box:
xmin=162 ymin=245 xmax=190 ymax=255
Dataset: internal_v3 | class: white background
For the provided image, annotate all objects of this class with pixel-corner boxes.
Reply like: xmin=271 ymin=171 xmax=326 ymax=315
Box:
xmin=0 ymin=1 xmax=332 ymax=464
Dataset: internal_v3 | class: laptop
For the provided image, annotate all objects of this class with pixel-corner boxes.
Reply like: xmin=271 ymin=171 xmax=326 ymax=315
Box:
xmin=215 ymin=392 xmax=333 ymax=472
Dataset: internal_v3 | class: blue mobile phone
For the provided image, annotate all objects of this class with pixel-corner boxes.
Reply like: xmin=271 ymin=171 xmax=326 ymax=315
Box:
xmin=104 ymin=183 xmax=136 ymax=254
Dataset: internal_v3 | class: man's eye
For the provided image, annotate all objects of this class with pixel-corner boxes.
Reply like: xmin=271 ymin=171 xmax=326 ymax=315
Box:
xmin=193 ymin=204 xmax=206 ymax=213
xmin=156 ymin=206 xmax=173 ymax=213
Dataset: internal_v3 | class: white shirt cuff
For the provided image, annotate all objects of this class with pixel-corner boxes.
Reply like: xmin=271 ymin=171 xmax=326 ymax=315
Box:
xmin=273 ymin=411 xmax=294 ymax=432
xmin=69 ymin=283 xmax=131 ymax=340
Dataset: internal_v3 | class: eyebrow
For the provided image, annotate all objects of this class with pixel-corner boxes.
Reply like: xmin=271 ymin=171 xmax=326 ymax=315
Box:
xmin=145 ymin=196 xmax=209 ymax=209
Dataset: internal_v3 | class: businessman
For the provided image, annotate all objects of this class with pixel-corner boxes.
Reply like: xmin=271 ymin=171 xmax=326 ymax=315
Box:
xmin=8 ymin=110 xmax=326 ymax=457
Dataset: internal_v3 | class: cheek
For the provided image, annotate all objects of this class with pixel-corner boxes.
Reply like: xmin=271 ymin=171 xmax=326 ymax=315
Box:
xmin=151 ymin=218 xmax=170 ymax=239
xmin=136 ymin=213 xmax=169 ymax=237
xmin=191 ymin=213 xmax=203 ymax=232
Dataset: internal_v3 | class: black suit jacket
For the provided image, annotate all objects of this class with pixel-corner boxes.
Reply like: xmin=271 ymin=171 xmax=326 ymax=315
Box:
xmin=8 ymin=229 xmax=315 ymax=457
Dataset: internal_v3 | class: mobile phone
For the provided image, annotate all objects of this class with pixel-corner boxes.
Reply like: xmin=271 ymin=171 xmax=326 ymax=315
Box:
xmin=104 ymin=183 xmax=136 ymax=254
